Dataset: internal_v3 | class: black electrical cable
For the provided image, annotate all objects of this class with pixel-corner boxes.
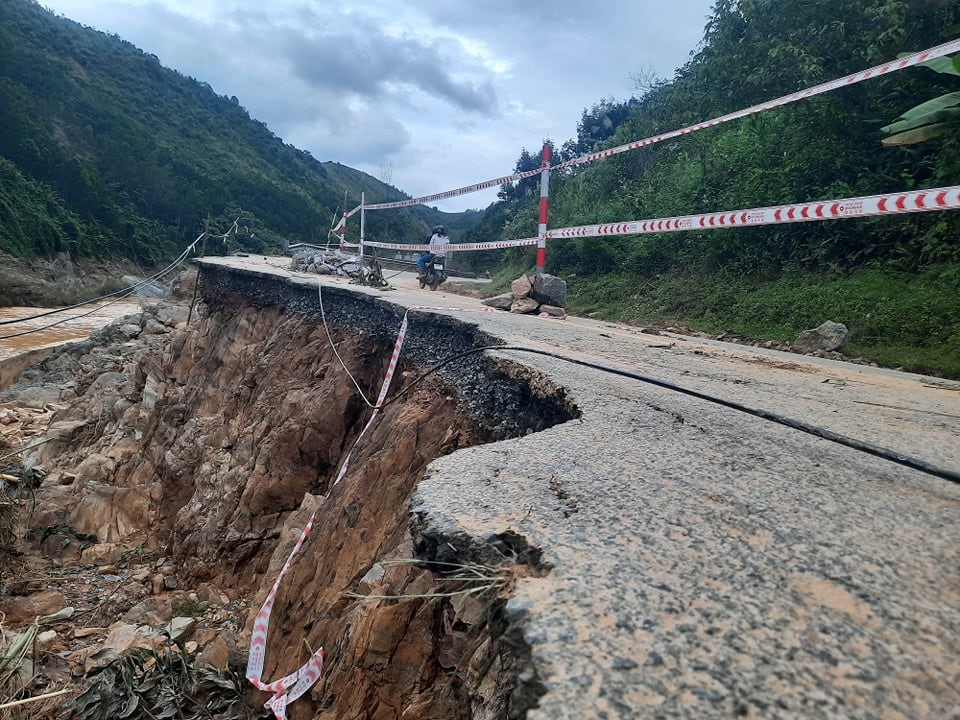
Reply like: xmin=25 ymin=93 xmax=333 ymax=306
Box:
xmin=379 ymin=344 xmax=960 ymax=485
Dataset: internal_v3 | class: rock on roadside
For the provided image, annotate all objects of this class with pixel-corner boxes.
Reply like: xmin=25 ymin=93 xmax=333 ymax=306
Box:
xmin=794 ymin=321 xmax=849 ymax=352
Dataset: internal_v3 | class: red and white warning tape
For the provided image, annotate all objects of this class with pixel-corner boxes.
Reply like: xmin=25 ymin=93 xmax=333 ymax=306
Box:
xmin=546 ymin=185 xmax=960 ymax=240
xmin=362 ymin=237 xmax=539 ymax=253
xmin=246 ymin=295 xmax=494 ymax=719
xmin=250 ymin=42 xmax=960 ymax=718
xmin=332 ymin=39 xmax=960 ymax=218
xmin=357 ymin=167 xmax=544 ymax=212
xmin=553 ymin=39 xmax=960 ymax=171
xmin=246 ymin=531 xmax=324 ymax=718
xmin=353 ymin=186 xmax=959 ymax=257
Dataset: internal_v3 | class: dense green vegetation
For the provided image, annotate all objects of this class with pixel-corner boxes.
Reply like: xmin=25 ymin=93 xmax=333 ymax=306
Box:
xmin=0 ymin=0 xmax=459 ymax=262
xmin=471 ymin=0 xmax=960 ymax=376
xmin=3 ymin=0 xmax=958 ymax=375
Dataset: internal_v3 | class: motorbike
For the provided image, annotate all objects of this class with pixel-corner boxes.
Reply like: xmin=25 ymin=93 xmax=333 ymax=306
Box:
xmin=418 ymin=255 xmax=446 ymax=291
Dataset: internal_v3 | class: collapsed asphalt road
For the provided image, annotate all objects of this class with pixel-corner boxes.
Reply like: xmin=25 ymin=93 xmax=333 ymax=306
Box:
xmin=204 ymin=256 xmax=960 ymax=719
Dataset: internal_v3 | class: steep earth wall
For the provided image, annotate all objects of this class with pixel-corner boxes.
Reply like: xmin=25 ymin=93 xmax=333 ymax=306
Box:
xmin=0 ymin=251 xmax=146 ymax=307
xmin=3 ymin=266 xmax=577 ymax=718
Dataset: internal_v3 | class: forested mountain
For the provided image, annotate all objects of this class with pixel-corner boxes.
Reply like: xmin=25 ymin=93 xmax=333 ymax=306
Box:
xmin=0 ymin=0 xmax=456 ymax=263
xmin=486 ymin=0 xmax=959 ymax=272
xmin=477 ymin=0 xmax=960 ymax=376
xmin=2 ymin=0 xmax=958 ymax=374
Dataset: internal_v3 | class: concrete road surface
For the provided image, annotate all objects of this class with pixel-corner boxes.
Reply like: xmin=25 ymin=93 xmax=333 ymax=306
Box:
xmin=211 ymin=256 xmax=960 ymax=719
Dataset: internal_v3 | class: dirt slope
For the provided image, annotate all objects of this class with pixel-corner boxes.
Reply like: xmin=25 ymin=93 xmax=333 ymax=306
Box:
xmin=2 ymin=258 xmax=958 ymax=720
xmin=0 ymin=269 xmax=576 ymax=718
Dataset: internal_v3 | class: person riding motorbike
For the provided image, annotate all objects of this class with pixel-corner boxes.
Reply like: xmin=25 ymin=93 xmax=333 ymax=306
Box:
xmin=416 ymin=225 xmax=450 ymax=279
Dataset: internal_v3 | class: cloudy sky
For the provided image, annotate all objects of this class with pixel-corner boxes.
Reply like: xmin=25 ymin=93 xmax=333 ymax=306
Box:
xmin=41 ymin=0 xmax=717 ymax=211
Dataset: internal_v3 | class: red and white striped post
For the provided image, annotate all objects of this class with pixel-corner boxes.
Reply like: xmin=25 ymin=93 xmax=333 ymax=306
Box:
xmin=340 ymin=210 xmax=347 ymax=252
xmin=359 ymin=192 xmax=366 ymax=267
xmin=536 ymin=141 xmax=551 ymax=275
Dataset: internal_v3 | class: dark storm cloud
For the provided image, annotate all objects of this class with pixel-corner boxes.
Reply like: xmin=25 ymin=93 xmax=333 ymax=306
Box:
xmin=223 ymin=7 xmax=497 ymax=115
xmin=279 ymin=29 xmax=497 ymax=114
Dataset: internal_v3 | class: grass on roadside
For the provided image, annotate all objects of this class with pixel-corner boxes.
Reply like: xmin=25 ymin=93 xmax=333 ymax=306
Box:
xmin=564 ymin=266 xmax=960 ymax=379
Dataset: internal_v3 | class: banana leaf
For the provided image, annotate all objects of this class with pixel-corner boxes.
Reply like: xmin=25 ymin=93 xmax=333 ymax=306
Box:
xmin=882 ymin=119 xmax=960 ymax=146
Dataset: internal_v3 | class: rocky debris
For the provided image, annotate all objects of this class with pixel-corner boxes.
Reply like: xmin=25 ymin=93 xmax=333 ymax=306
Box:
xmin=0 ymin=545 xmax=250 ymax=706
xmin=0 ymin=590 xmax=68 ymax=623
xmin=0 ymin=267 xmax=578 ymax=719
xmin=539 ymin=304 xmax=566 ymax=318
xmin=484 ymin=274 xmax=568 ymax=318
xmin=120 ymin=275 xmax=170 ymax=299
xmin=481 ymin=292 xmax=514 ymax=310
xmin=0 ymin=383 xmax=63 ymax=410
xmin=290 ymin=248 xmax=361 ymax=276
xmin=79 ymin=542 xmax=130 ymax=566
xmin=197 ymin=635 xmax=231 ymax=670
xmin=510 ymin=297 xmax=540 ymax=314
xmin=532 ymin=273 xmax=567 ymax=308
xmin=358 ymin=562 xmax=387 ymax=592
xmin=511 ymin=275 xmax=533 ymax=299
xmin=0 ymin=347 xmax=60 ymax=392
xmin=794 ymin=320 xmax=850 ymax=352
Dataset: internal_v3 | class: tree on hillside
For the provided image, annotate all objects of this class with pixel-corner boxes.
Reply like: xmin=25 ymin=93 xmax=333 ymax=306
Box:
xmin=475 ymin=0 xmax=960 ymax=279
xmin=0 ymin=0 xmax=465 ymax=263
xmin=497 ymin=147 xmax=543 ymax=202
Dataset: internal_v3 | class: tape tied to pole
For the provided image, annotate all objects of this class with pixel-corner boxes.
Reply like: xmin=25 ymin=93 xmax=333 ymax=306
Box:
xmin=341 ymin=39 xmax=960 ymax=216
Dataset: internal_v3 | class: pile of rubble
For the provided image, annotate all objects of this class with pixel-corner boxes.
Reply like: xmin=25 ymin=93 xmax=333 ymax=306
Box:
xmin=482 ymin=273 xmax=568 ymax=318
xmin=0 ymin=299 xmax=252 ymax=717
xmin=289 ymin=248 xmax=361 ymax=276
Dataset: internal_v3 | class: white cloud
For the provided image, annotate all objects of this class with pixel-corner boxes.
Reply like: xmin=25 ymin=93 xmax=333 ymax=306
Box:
xmin=41 ymin=0 xmax=716 ymax=211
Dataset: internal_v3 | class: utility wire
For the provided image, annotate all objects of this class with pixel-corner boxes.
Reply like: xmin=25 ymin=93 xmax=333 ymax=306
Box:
xmin=376 ymin=344 xmax=960 ymax=485
xmin=317 ymin=282 xmax=376 ymax=408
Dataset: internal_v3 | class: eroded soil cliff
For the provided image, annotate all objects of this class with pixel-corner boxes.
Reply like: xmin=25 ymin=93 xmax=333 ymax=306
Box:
xmin=0 ymin=268 xmax=577 ymax=719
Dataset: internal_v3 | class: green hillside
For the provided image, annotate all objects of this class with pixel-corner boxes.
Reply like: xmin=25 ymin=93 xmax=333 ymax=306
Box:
xmin=0 ymin=0 xmax=457 ymax=263
xmin=472 ymin=0 xmax=960 ymax=377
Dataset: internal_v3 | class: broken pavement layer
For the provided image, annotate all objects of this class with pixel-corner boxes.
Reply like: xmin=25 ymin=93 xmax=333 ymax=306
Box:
xmin=3 ymin=256 xmax=958 ymax=719
xmin=198 ymin=258 xmax=960 ymax=719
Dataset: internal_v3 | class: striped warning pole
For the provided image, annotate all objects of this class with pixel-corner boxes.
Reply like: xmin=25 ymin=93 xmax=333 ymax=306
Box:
xmin=359 ymin=192 xmax=366 ymax=269
xmin=536 ymin=142 xmax=551 ymax=275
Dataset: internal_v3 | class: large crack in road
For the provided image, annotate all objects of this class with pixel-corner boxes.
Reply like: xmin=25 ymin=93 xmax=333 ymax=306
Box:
xmin=208 ymin=257 xmax=960 ymax=719
xmin=2 ymin=256 xmax=958 ymax=719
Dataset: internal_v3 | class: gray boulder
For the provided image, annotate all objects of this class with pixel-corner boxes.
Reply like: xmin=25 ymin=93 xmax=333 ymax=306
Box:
xmin=156 ymin=306 xmax=189 ymax=327
xmin=121 ymin=276 xmax=169 ymax=299
xmin=0 ymin=384 xmax=62 ymax=409
xmin=794 ymin=321 xmax=849 ymax=352
xmin=531 ymin=274 xmax=567 ymax=308
xmin=482 ymin=293 xmax=514 ymax=310
xmin=510 ymin=297 xmax=540 ymax=314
